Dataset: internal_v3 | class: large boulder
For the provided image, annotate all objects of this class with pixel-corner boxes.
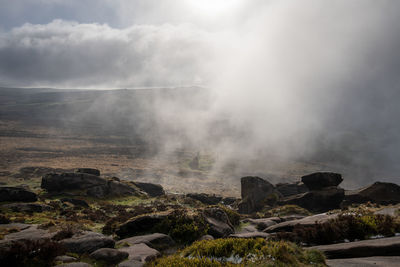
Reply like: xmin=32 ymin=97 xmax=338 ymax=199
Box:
xmin=276 ymin=182 xmax=308 ymax=197
xmin=279 ymin=186 xmax=345 ymax=212
xmin=41 ymin=173 xmax=140 ymax=198
xmin=116 ymin=214 xmax=168 ymax=239
xmin=133 ymin=182 xmax=165 ymax=197
xmin=344 ymin=182 xmax=400 ymax=205
xmin=238 ymin=176 xmax=281 ymax=214
xmin=0 ymin=187 xmax=37 ymax=202
xmin=90 ymin=248 xmax=129 ymax=265
xmin=301 ymin=172 xmax=343 ymax=190
xmin=60 ymin=231 xmax=115 ymax=254
xmin=118 ymin=243 xmax=160 ymax=263
xmin=203 ymin=207 xmax=234 ymax=238
xmin=327 ymin=256 xmax=400 ymax=267
xmin=117 ymin=233 xmax=175 ymax=251
xmin=75 ymin=168 xmax=100 ymax=176
xmin=186 ymin=193 xmax=222 ymax=205
xmin=309 ymin=236 xmax=400 ymax=259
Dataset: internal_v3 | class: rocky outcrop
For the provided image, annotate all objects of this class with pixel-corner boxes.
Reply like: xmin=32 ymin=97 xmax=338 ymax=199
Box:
xmin=279 ymin=186 xmax=345 ymax=212
xmin=301 ymin=172 xmax=343 ymax=190
xmin=276 ymin=182 xmax=308 ymax=197
xmin=344 ymin=182 xmax=400 ymax=205
xmin=133 ymin=182 xmax=164 ymax=197
xmin=41 ymin=173 xmax=141 ymax=198
xmin=90 ymin=248 xmax=129 ymax=265
xmin=244 ymin=217 xmax=281 ymax=230
xmin=60 ymin=231 xmax=115 ymax=254
xmin=238 ymin=176 xmax=281 ymax=214
xmin=203 ymin=207 xmax=234 ymax=238
xmin=327 ymin=256 xmax=400 ymax=267
xmin=264 ymin=213 xmax=338 ymax=233
xmin=309 ymin=236 xmax=400 ymax=259
xmin=278 ymin=172 xmax=345 ymax=212
xmin=0 ymin=187 xmax=37 ymax=202
xmin=75 ymin=168 xmax=100 ymax=176
xmin=118 ymin=243 xmax=160 ymax=263
xmin=186 ymin=193 xmax=222 ymax=205
xmin=117 ymin=233 xmax=175 ymax=251
xmin=116 ymin=214 xmax=168 ymax=239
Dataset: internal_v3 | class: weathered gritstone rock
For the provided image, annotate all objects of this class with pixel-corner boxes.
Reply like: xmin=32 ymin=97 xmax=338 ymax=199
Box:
xmin=244 ymin=217 xmax=281 ymax=230
xmin=309 ymin=236 xmax=400 ymax=259
xmin=117 ymin=233 xmax=175 ymax=251
xmin=279 ymin=186 xmax=345 ymax=212
xmin=118 ymin=243 xmax=160 ymax=263
xmin=198 ymin=235 xmax=214 ymax=241
xmin=1 ymin=224 xmax=58 ymax=242
xmin=264 ymin=213 xmax=338 ymax=233
xmin=90 ymin=248 xmax=129 ymax=265
xmin=0 ymin=186 xmax=37 ymax=202
xmin=344 ymin=182 xmax=400 ymax=205
xmin=186 ymin=193 xmax=222 ymax=205
xmin=55 ymin=255 xmax=77 ymax=263
xmin=133 ymin=182 xmax=165 ymax=197
xmin=301 ymin=172 xmax=343 ymax=190
xmin=327 ymin=256 xmax=400 ymax=267
xmin=118 ymin=259 xmax=144 ymax=267
xmin=2 ymin=202 xmax=53 ymax=213
xmin=203 ymin=207 xmax=234 ymax=238
xmin=238 ymin=176 xmax=281 ymax=214
xmin=41 ymin=172 xmax=141 ymax=198
xmin=75 ymin=168 xmax=100 ymax=176
xmin=60 ymin=231 xmax=115 ymax=254
xmin=116 ymin=213 xmax=169 ymax=239
xmin=276 ymin=182 xmax=308 ymax=197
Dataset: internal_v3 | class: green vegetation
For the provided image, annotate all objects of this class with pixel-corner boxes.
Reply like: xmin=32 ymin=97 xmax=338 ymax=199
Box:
xmin=218 ymin=205 xmax=241 ymax=226
xmin=149 ymin=238 xmax=326 ymax=266
xmin=260 ymin=205 xmax=311 ymax=218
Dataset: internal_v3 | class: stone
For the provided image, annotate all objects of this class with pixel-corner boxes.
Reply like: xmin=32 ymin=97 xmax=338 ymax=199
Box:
xmin=41 ymin=173 xmax=140 ymax=198
xmin=118 ymin=243 xmax=160 ymax=262
xmin=55 ymin=255 xmax=77 ymax=263
xmin=117 ymin=233 xmax=175 ymax=251
xmin=60 ymin=231 xmax=115 ymax=254
xmin=198 ymin=235 xmax=214 ymax=241
xmin=327 ymin=256 xmax=400 ymax=267
xmin=229 ymin=232 xmax=270 ymax=239
xmin=276 ymin=182 xmax=308 ymax=197
xmin=301 ymin=172 xmax=343 ymax=190
xmin=0 ymin=187 xmax=37 ymax=202
xmin=2 ymin=203 xmax=53 ymax=213
xmin=60 ymin=198 xmax=89 ymax=207
xmin=238 ymin=176 xmax=281 ymax=214
xmin=309 ymin=236 xmax=400 ymax=259
xmin=1 ymin=224 xmax=58 ymax=241
xmin=75 ymin=168 xmax=100 ymax=176
xmin=203 ymin=207 xmax=234 ymax=238
xmin=279 ymin=186 xmax=344 ymax=212
xmin=264 ymin=213 xmax=338 ymax=233
xmin=90 ymin=248 xmax=129 ymax=265
xmin=186 ymin=193 xmax=222 ymax=205
xmin=116 ymin=213 xmax=168 ymax=239
xmin=245 ymin=217 xmax=281 ymax=230
xmin=133 ymin=182 xmax=165 ymax=197
xmin=344 ymin=182 xmax=400 ymax=205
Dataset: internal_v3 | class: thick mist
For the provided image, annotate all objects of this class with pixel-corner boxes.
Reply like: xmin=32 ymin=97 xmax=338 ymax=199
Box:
xmin=1 ymin=0 xmax=400 ymax=188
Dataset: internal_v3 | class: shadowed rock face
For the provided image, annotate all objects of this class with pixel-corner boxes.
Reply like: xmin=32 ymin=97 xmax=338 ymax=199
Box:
xmin=276 ymin=182 xmax=308 ymax=197
xmin=133 ymin=182 xmax=165 ymax=197
xmin=238 ymin=176 xmax=280 ymax=214
xmin=203 ymin=207 xmax=234 ymax=238
xmin=116 ymin=214 xmax=168 ymax=239
xmin=0 ymin=187 xmax=37 ymax=202
xmin=301 ymin=172 xmax=343 ymax=190
xmin=344 ymin=182 xmax=400 ymax=205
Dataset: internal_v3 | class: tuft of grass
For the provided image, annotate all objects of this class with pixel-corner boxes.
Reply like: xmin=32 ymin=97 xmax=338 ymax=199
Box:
xmin=149 ymin=238 xmax=326 ymax=266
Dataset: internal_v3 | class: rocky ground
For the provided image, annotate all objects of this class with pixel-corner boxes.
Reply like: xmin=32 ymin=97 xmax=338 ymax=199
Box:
xmin=1 ymin=169 xmax=400 ymax=266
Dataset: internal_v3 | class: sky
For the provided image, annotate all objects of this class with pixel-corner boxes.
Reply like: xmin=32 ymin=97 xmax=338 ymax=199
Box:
xmin=1 ymin=0 xmax=400 ymax=186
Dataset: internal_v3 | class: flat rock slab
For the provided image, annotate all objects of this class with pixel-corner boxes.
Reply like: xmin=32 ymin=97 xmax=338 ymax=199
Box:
xmin=61 ymin=231 xmax=115 ymax=254
xmin=119 ymin=243 xmax=160 ymax=263
xmin=245 ymin=217 xmax=280 ymax=230
xmin=327 ymin=256 xmax=400 ymax=267
xmin=264 ymin=213 xmax=338 ymax=232
xmin=1 ymin=224 xmax=56 ymax=241
xmin=229 ymin=232 xmax=270 ymax=239
xmin=117 ymin=233 xmax=175 ymax=250
xmin=118 ymin=259 xmax=144 ymax=267
xmin=309 ymin=236 xmax=400 ymax=259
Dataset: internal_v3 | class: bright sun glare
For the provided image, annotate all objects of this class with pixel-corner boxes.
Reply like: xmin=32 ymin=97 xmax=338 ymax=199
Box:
xmin=188 ymin=0 xmax=242 ymax=16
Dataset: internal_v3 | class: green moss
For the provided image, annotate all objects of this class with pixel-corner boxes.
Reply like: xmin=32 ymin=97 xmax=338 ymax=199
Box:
xmin=150 ymin=238 xmax=326 ymax=266
xmin=262 ymin=205 xmax=312 ymax=217
xmin=218 ymin=205 xmax=241 ymax=226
